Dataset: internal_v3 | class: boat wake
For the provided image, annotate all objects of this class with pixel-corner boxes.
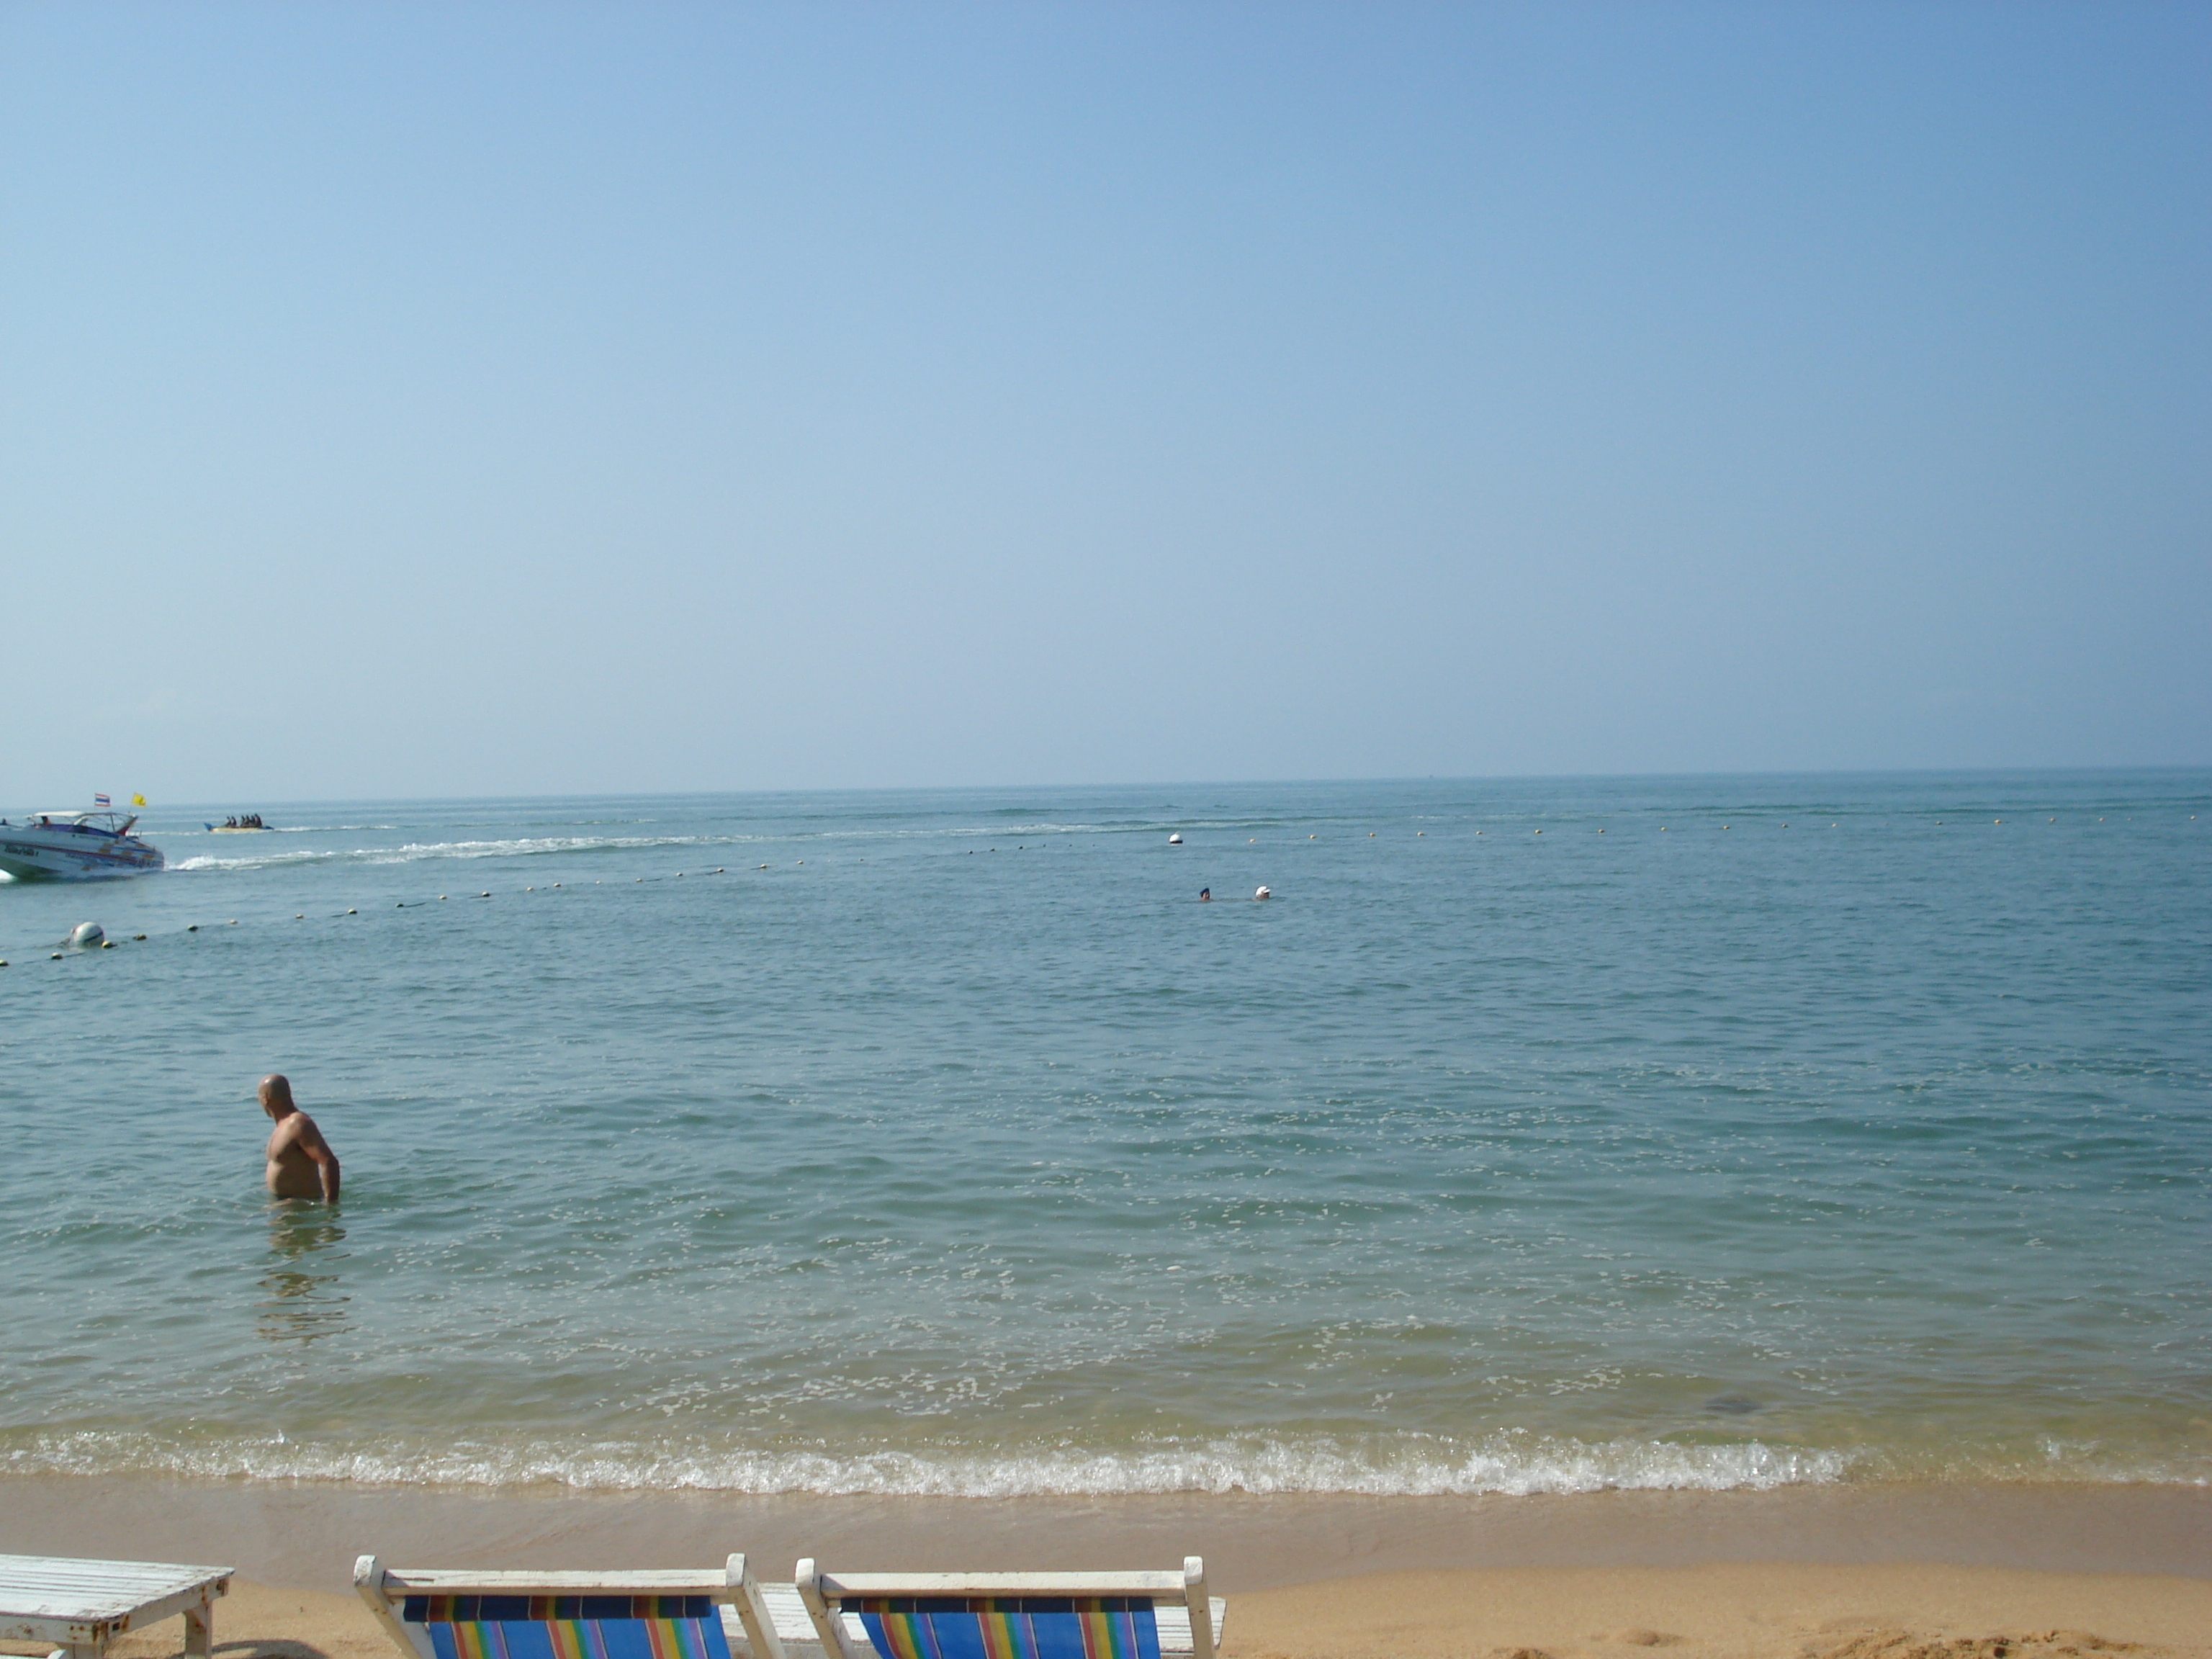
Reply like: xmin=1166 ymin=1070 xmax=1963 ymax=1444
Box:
xmin=170 ymin=833 xmax=762 ymax=873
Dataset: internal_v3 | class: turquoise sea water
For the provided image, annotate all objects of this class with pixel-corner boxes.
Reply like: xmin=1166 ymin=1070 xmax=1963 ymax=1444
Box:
xmin=1 ymin=773 xmax=2206 ymax=1496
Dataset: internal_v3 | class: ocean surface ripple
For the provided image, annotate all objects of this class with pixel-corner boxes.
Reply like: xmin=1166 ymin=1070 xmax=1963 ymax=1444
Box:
xmin=1 ymin=773 xmax=2206 ymax=1494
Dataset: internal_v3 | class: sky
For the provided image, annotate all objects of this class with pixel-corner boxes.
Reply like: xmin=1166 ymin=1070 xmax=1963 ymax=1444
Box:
xmin=3 ymin=2 xmax=2206 ymax=801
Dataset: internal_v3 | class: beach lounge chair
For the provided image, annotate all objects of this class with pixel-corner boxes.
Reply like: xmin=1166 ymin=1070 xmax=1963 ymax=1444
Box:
xmin=354 ymin=1555 xmax=790 ymax=1659
xmin=0 ymin=1552 xmax=232 ymax=1659
xmin=793 ymin=1557 xmax=1222 ymax=1659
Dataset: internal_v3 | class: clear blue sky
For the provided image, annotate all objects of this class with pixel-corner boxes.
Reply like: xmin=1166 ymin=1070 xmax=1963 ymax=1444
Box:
xmin=4 ymin=2 xmax=2206 ymax=801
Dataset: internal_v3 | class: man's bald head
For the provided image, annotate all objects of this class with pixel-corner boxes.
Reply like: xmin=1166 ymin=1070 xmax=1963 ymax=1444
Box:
xmin=259 ymin=1073 xmax=295 ymax=1118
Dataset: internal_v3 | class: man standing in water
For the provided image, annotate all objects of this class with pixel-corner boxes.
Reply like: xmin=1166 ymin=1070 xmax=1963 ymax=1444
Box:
xmin=261 ymin=1073 xmax=341 ymax=1202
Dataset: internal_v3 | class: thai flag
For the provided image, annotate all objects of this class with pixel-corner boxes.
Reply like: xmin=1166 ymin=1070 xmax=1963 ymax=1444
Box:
xmin=94 ymin=793 xmax=110 ymax=808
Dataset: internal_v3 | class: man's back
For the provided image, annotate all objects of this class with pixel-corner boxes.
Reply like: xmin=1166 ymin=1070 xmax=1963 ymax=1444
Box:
xmin=259 ymin=1073 xmax=340 ymax=1202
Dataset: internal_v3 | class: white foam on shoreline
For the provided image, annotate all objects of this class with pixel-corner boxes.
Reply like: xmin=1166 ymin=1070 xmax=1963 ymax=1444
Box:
xmin=0 ymin=1431 xmax=1866 ymax=1496
xmin=16 ymin=1427 xmax=2203 ymax=1493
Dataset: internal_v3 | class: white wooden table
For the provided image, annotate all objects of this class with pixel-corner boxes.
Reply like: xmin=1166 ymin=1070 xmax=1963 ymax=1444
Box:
xmin=0 ymin=1554 xmax=232 ymax=1659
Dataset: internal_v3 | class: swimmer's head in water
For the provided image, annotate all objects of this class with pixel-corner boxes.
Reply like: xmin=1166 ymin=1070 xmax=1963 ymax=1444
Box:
xmin=1199 ymin=888 xmax=1210 ymax=900
xmin=258 ymin=1072 xmax=295 ymax=1118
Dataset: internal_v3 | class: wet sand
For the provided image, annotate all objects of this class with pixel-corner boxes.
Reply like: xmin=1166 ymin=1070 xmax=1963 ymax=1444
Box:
xmin=3 ymin=1477 xmax=2206 ymax=1659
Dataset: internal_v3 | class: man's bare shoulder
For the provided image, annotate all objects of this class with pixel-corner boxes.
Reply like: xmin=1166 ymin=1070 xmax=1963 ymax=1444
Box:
xmin=268 ymin=1112 xmax=321 ymax=1148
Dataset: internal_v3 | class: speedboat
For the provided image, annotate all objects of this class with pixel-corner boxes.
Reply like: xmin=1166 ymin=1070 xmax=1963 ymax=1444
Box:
xmin=0 ymin=810 xmax=166 ymax=881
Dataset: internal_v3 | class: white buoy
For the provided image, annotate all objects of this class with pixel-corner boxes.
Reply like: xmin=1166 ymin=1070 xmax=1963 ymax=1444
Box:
xmin=1254 ymin=885 xmax=1271 ymax=900
xmin=1168 ymin=833 xmax=1182 ymax=845
xmin=68 ymin=922 xmax=104 ymax=948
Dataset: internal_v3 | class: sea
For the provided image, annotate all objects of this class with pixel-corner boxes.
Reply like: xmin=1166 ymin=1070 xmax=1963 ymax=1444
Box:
xmin=1 ymin=773 xmax=2206 ymax=1501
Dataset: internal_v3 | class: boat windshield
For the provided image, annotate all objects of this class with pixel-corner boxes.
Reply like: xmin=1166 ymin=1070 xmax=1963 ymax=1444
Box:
xmin=36 ymin=811 xmax=133 ymax=835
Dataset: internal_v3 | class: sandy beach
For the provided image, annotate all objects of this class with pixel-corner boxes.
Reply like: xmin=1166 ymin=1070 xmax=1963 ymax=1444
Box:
xmin=24 ymin=1557 xmax=2212 ymax=1659
xmin=4 ymin=1478 xmax=2207 ymax=1659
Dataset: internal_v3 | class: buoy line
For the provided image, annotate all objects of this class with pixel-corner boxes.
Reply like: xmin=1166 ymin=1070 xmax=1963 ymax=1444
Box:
xmin=0 ymin=863 xmax=776 ymax=973
xmin=4 ymin=814 xmax=2192 ymax=974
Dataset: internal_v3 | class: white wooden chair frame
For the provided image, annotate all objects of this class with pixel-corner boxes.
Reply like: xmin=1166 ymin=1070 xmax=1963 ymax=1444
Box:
xmin=793 ymin=1559 xmax=1219 ymax=1659
xmin=354 ymin=1555 xmax=788 ymax=1659
xmin=0 ymin=1553 xmax=232 ymax=1659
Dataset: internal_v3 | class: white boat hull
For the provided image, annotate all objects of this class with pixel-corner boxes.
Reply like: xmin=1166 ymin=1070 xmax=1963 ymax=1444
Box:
xmin=0 ymin=817 xmax=165 ymax=881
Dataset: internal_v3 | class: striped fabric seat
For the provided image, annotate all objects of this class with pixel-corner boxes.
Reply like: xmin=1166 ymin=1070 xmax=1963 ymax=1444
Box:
xmin=849 ymin=1597 xmax=1159 ymax=1659
xmin=402 ymin=1595 xmax=732 ymax=1659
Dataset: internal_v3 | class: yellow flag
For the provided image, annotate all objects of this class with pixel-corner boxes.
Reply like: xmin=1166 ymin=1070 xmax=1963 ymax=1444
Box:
xmin=132 ymin=793 xmax=147 ymax=806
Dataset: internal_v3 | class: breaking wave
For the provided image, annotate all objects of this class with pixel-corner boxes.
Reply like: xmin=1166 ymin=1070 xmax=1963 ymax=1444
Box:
xmin=0 ymin=1430 xmax=1857 ymax=1494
